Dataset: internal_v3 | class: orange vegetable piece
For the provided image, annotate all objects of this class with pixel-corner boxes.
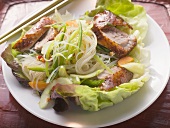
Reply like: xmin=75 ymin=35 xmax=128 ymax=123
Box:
xmin=66 ymin=20 xmax=78 ymax=27
xmin=118 ymin=56 xmax=134 ymax=67
xmin=29 ymin=81 xmax=48 ymax=90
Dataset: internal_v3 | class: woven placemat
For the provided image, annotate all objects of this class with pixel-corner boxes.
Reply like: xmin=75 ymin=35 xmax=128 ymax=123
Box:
xmin=132 ymin=0 xmax=170 ymax=16
xmin=0 ymin=0 xmax=51 ymax=28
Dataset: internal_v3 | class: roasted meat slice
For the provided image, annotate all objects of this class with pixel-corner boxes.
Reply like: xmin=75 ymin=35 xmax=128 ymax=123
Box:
xmin=13 ymin=17 xmax=54 ymax=51
xmin=93 ymin=10 xmax=132 ymax=30
xmin=93 ymin=26 xmax=137 ymax=57
xmin=98 ymin=66 xmax=133 ymax=91
xmin=34 ymin=28 xmax=58 ymax=50
xmin=92 ymin=10 xmax=137 ymax=58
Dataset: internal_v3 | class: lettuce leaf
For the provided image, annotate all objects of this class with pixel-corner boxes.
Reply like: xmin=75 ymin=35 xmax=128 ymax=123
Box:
xmin=96 ymin=0 xmax=134 ymax=15
xmin=1 ymin=44 xmax=21 ymax=72
xmin=75 ymin=72 xmax=149 ymax=111
xmin=1 ymin=44 xmax=29 ymax=86
xmin=52 ymin=72 xmax=149 ymax=111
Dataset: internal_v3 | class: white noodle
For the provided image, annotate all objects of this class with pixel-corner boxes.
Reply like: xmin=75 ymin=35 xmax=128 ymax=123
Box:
xmin=20 ymin=56 xmax=46 ymax=81
xmin=75 ymin=31 xmax=98 ymax=74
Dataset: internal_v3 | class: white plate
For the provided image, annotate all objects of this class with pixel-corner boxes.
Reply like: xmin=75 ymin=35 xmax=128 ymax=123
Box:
xmin=2 ymin=0 xmax=170 ymax=127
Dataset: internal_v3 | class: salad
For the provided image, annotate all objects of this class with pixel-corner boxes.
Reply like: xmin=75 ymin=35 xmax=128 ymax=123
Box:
xmin=1 ymin=0 xmax=150 ymax=112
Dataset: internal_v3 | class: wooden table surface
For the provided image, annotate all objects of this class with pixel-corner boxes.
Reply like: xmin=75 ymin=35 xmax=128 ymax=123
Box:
xmin=0 ymin=0 xmax=170 ymax=128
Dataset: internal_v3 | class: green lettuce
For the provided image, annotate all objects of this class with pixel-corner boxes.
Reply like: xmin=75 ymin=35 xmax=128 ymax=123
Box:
xmin=53 ymin=72 xmax=149 ymax=111
xmin=75 ymin=73 xmax=149 ymax=111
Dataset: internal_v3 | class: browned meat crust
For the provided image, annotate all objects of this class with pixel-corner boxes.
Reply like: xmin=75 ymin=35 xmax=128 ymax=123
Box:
xmin=98 ymin=66 xmax=133 ymax=91
xmin=34 ymin=28 xmax=58 ymax=50
xmin=92 ymin=10 xmax=137 ymax=58
xmin=93 ymin=26 xmax=137 ymax=57
xmin=93 ymin=10 xmax=132 ymax=30
xmin=13 ymin=17 xmax=54 ymax=51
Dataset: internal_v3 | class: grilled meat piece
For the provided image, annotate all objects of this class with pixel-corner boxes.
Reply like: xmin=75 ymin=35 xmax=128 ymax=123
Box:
xmin=34 ymin=28 xmax=58 ymax=50
xmin=13 ymin=17 xmax=54 ymax=51
xmin=93 ymin=26 xmax=137 ymax=57
xmin=98 ymin=66 xmax=133 ymax=91
xmin=93 ymin=10 xmax=132 ymax=30
xmin=92 ymin=10 xmax=137 ymax=58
